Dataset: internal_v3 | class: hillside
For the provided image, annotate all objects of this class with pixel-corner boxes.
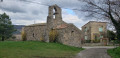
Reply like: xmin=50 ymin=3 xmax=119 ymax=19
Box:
xmin=13 ymin=25 xmax=25 ymax=34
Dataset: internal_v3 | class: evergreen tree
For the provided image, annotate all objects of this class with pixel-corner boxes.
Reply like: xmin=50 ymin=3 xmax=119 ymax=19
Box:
xmin=0 ymin=13 xmax=16 ymax=41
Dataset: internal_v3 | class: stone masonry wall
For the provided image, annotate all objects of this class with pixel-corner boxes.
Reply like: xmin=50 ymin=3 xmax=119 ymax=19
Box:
xmin=23 ymin=25 xmax=46 ymax=41
xmin=82 ymin=21 xmax=107 ymax=42
xmin=45 ymin=4 xmax=65 ymax=42
xmin=57 ymin=24 xmax=82 ymax=47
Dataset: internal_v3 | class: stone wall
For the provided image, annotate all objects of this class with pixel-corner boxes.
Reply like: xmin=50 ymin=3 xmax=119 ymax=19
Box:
xmin=45 ymin=4 xmax=66 ymax=42
xmin=90 ymin=22 xmax=107 ymax=40
xmin=57 ymin=24 xmax=82 ymax=47
xmin=82 ymin=21 xmax=107 ymax=43
xmin=82 ymin=22 xmax=91 ymax=40
xmin=23 ymin=24 xmax=46 ymax=41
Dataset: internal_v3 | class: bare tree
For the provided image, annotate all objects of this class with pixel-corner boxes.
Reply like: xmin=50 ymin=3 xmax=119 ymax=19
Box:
xmin=78 ymin=0 xmax=120 ymax=41
xmin=0 ymin=0 xmax=3 ymax=2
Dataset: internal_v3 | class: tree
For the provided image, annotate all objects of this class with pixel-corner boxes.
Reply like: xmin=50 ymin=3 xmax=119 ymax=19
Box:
xmin=21 ymin=30 xmax=27 ymax=41
xmin=0 ymin=0 xmax=3 ymax=2
xmin=78 ymin=0 xmax=120 ymax=41
xmin=49 ymin=29 xmax=58 ymax=42
xmin=107 ymin=30 xmax=116 ymax=41
xmin=0 ymin=13 xmax=16 ymax=41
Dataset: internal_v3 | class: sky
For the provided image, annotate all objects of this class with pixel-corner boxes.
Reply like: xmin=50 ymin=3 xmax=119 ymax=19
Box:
xmin=0 ymin=0 xmax=96 ymax=29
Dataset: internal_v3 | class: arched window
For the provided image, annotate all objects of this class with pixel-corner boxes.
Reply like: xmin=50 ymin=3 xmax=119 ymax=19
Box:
xmin=33 ymin=33 xmax=34 ymax=37
xmin=53 ymin=9 xmax=55 ymax=19
xmin=71 ymin=30 xmax=74 ymax=36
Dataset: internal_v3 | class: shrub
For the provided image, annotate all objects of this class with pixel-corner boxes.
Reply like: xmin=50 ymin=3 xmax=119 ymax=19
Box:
xmin=40 ymin=37 xmax=44 ymax=42
xmin=0 ymin=36 xmax=1 ymax=41
xmin=12 ymin=36 xmax=16 ymax=39
xmin=21 ymin=30 xmax=27 ymax=41
xmin=108 ymin=47 xmax=120 ymax=58
xmin=93 ymin=39 xmax=100 ymax=43
xmin=49 ymin=29 xmax=58 ymax=42
xmin=85 ymin=40 xmax=91 ymax=43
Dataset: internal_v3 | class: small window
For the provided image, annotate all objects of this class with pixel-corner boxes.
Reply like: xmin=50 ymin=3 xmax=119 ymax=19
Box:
xmin=85 ymin=27 xmax=87 ymax=32
xmin=71 ymin=31 xmax=74 ymax=36
xmin=71 ymin=31 xmax=74 ymax=33
xmin=99 ymin=27 xmax=103 ymax=32
xmin=33 ymin=33 xmax=34 ymax=37
xmin=85 ymin=36 xmax=88 ymax=40
xmin=100 ymin=35 xmax=103 ymax=38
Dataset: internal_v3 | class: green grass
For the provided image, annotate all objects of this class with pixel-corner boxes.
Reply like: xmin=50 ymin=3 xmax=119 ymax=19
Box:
xmin=108 ymin=47 xmax=120 ymax=58
xmin=0 ymin=41 xmax=83 ymax=58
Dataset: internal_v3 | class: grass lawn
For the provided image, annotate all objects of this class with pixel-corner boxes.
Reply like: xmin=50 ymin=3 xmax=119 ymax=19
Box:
xmin=0 ymin=41 xmax=83 ymax=58
xmin=107 ymin=47 xmax=120 ymax=58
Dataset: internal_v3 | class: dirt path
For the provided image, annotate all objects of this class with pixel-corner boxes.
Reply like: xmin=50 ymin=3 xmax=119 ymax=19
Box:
xmin=75 ymin=48 xmax=112 ymax=58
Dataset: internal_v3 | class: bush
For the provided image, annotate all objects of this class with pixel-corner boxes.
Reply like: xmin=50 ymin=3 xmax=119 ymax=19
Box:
xmin=93 ymin=39 xmax=100 ymax=43
xmin=0 ymin=36 xmax=1 ymax=41
xmin=12 ymin=36 xmax=16 ymax=39
xmin=49 ymin=29 xmax=58 ymax=42
xmin=40 ymin=37 xmax=44 ymax=42
xmin=114 ymin=39 xmax=120 ymax=44
xmin=21 ymin=31 xmax=27 ymax=41
xmin=85 ymin=40 xmax=91 ymax=43
xmin=108 ymin=47 xmax=120 ymax=58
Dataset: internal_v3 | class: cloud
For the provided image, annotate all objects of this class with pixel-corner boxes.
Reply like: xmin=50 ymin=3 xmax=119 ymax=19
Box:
xmin=0 ymin=0 xmax=48 ymax=21
xmin=0 ymin=0 xmax=93 ymax=29
xmin=0 ymin=0 xmax=27 ymax=13
xmin=40 ymin=0 xmax=83 ymax=10
xmin=63 ymin=14 xmax=82 ymax=23
xmin=62 ymin=14 xmax=89 ymax=30
xmin=11 ymin=19 xmax=46 ymax=25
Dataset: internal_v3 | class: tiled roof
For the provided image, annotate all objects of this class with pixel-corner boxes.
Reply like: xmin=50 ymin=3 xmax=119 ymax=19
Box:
xmin=56 ymin=24 xmax=68 ymax=29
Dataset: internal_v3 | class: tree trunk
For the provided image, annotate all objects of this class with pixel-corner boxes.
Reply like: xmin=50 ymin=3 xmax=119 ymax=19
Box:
xmin=1 ymin=36 xmax=4 ymax=41
xmin=109 ymin=12 xmax=120 ymax=43
xmin=119 ymin=40 xmax=120 ymax=46
xmin=115 ymin=23 xmax=120 ymax=46
xmin=116 ymin=26 xmax=120 ymax=39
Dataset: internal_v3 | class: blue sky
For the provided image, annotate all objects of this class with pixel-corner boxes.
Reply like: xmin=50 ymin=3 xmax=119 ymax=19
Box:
xmin=64 ymin=9 xmax=76 ymax=15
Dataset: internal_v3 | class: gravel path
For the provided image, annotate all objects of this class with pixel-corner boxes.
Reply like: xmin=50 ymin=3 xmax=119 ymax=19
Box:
xmin=75 ymin=47 xmax=113 ymax=58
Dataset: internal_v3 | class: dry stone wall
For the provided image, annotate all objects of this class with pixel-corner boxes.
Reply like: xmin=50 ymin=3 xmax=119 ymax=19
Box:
xmin=23 ymin=25 xmax=46 ymax=41
xmin=57 ymin=24 xmax=82 ymax=47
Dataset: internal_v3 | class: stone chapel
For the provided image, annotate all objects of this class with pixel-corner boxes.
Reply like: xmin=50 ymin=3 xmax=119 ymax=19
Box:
xmin=22 ymin=4 xmax=82 ymax=47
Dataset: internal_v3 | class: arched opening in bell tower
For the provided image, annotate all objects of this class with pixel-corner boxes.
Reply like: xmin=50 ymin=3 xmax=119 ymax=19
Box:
xmin=53 ymin=7 xmax=58 ymax=19
xmin=53 ymin=9 xmax=55 ymax=19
